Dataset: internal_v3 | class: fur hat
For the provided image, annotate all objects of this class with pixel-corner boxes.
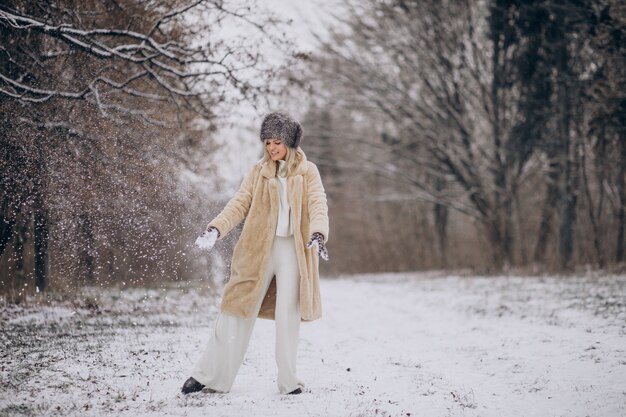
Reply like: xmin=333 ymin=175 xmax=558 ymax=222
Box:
xmin=260 ymin=112 xmax=302 ymax=148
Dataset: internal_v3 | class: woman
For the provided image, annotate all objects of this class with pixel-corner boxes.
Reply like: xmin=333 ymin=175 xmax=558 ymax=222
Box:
xmin=182 ymin=112 xmax=329 ymax=396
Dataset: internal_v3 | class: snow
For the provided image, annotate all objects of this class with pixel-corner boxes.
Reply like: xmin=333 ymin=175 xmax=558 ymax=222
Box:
xmin=1 ymin=272 xmax=625 ymax=417
xmin=194 ymin=229 xmax=218 ymax=251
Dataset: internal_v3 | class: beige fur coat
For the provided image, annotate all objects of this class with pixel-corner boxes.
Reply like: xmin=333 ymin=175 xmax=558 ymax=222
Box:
xmin=207 ymin=148 xmax=329 ymax=321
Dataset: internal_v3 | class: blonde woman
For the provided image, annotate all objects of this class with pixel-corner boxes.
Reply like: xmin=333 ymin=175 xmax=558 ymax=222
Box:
xmin=182 ymin=112 xmax=329 ymax=395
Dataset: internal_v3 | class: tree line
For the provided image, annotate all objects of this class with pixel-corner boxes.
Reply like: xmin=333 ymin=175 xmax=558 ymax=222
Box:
xmin=298 ymin=0 xmax=625 ymax=274
xmin=0 ymin=0 xmax=291 ymax=301
xmin=1 ymin=0 xmax=624 ymax=301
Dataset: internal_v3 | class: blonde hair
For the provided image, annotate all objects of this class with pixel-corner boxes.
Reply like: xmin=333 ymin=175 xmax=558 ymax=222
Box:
xmin=261 ymin=144 xmax=304 ymax=177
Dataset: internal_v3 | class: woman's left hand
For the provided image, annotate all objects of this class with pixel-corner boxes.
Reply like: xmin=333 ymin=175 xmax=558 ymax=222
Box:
xmin=307 ymin=232 xmax=329 ymax=261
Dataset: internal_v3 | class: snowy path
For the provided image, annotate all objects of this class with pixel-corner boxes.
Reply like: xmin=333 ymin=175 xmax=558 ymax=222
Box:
xmin=1 ymin=273 xmax=625 ymax=416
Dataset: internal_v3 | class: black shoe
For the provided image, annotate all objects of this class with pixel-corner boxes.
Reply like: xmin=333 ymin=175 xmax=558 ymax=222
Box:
xmin=287 ymin=388 xmax=302 ymax=395
xmin=181 ymin=377 xmax=205 ymax=394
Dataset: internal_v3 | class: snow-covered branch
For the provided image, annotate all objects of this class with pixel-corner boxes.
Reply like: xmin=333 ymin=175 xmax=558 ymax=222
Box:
xmin=0 ymin=1 xmax=285 ymax=122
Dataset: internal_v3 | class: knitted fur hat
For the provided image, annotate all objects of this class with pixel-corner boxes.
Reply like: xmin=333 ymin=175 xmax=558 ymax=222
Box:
xmin=260 ymin=112 xmax=302 ymax=148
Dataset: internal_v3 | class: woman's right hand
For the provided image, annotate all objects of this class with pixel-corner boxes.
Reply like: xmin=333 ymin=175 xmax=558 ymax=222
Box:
xmin=195 ymin=227 xmax=219 ymax=250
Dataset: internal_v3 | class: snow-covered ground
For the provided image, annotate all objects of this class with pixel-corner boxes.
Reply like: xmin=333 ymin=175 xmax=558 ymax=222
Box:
xmin=1 ymin=272 xmax=625 ymax=417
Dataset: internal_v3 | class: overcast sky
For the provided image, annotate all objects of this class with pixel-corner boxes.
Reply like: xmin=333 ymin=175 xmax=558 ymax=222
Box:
xmin=209 ymin=0 xmax=339 ymax=192
xmin=265 ymin=0 xmax=338 ymax=50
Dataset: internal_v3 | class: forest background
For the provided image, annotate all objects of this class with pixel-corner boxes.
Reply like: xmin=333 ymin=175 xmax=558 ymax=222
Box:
xmin=1 ymin=0 xmax=625 ymax=301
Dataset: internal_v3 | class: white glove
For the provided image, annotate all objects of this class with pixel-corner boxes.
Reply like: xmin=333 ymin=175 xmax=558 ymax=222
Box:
xmin=195 ymin=228 xmax=218 ymax=251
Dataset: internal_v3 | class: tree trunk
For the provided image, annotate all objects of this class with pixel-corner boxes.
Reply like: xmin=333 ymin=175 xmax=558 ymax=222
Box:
xmin=502 ymin=192 xmax=514 ymax=269
xmin=581 ymin=127 xmax=604 ymax=267
xmin=488 ymin=0 xmax=514 ymax=270
xmin=11 ymin=216 xmax=27 ymax=303
xmin=616 ymin=130 xmax=626 ymax=262
xmin=485 ymin=218 xmax=504 ymax=271
xmin=434 ymin=203 xmax=448 ymax=268
xmin=558 ymin=188 xmax=576 ymax=270
xmin=80 ymin=212 xmax=95 ymax=283
xmin=514 ymin=192 xmax=528 ymax=265
xmin=34 ymin=202 xmax=49 ymax=292
xmin=617 ymin=205 xmax=625 ymax=263
xmin=0 ymin=194 xmax=16 ymax=258
xmin=432 ymin=175 xmax=448 ymax=268
xmin=533 ymin=181 xmax=558 ymax=265
xmin=554 ymin=24 xmax=576 ymax=271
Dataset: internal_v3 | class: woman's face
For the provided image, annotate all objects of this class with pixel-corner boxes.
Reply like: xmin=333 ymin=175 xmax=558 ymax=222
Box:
xmin=266 ymin=138 xmax=287 ymax=161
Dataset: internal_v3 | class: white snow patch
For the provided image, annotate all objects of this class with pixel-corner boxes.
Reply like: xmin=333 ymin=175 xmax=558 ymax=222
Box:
xmin=1 ymin=272 xmax=625 ymax=417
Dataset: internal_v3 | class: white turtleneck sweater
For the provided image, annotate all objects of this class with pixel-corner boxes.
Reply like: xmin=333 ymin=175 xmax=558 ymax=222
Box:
xmin=275 ymin=160 xmax=293 ymax=236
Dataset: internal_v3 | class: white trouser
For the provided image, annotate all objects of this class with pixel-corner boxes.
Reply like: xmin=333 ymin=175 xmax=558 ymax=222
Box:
xmin=191 ymin=235 xmax=304 ymax=394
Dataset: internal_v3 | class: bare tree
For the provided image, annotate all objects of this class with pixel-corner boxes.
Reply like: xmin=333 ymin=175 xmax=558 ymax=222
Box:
xmin=0 ymin=0 xmax=293 ymax=299
xmin=294 ymin=0 xmax=624 ymax=273
xmin=0 ymin=0 xmax=285 ymax=123
xmin=309 ymin=0 xmax=543 ymax=270
xmin=584 ymin=0 xmax=626 ymax=264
